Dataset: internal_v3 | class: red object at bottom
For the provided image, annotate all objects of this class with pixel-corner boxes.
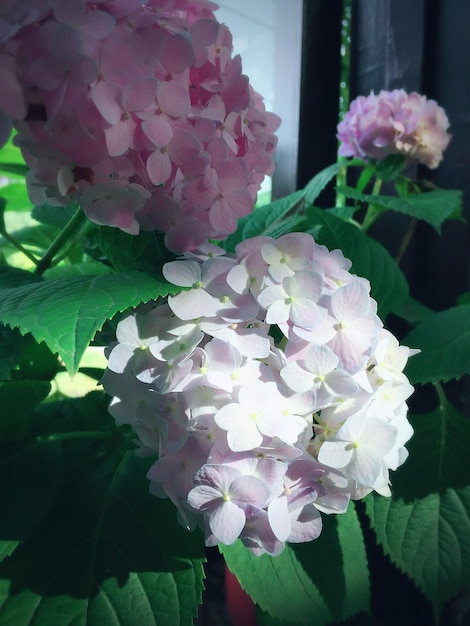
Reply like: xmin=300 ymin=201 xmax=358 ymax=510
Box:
xmin=225 ymin=564 xmax=257 ymax=626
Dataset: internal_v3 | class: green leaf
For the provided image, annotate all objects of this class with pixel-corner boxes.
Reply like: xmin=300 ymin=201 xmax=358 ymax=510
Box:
xmin=374 ymin=154 xmax=406 ymax=182
xmin=0 ymin=437 xmax=62 ymax=562
xmin=7 ymin=223 xmax=59 ymax=250
xmin=304 ymin=159 xmax=363 ymax=206
xmin=0 ymin=181 xmax=31 ymax=212
xmin=0 ymin=379 xmax=51 ymax=441
xmin=242 ymin=190 xmax=306 ymax=240
xmin=0 ymin=266 xmax=42 ymax=290
xmin=404 ymin=304 xmax=470 ymax=384
xmin=222 ymin=541 xmax=330 ymax=625
xmin=221 ymin=505 xmax=369 ymax=625
xmin=0 ymin=132 xmax=26 ymax=168
xmin=0 ymin=272 xmax=182 ymax=375
xmin=338 ymin=186 xmax=463 ymax=233
xmin=305 ymin=207 xmax=409 ymax=318
xmin=43 ymin=262 xmax=114 ymax=280
xmin=0 ymin=326 xmax=23 ymax=380
xmin=0 ymin=163 xmax=28 ymax=178
xmin=87 ymin=227 xmax=175 ymax=273
xmin=0 ymin=408 xmax=205 ymax=626
xmin=365 ymin=401 xmax=470 ymax=618
xmin=221 ymin=190 xmax=306 ymax=253
xmin=31 ymin=203 xmax=77 ymax=229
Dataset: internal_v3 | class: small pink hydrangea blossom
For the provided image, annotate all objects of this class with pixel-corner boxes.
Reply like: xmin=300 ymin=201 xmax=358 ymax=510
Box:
xmin=337 ymin=89 xmax=451 ymax=169
xmin=102 ymin=231 xmax=416 ymax=555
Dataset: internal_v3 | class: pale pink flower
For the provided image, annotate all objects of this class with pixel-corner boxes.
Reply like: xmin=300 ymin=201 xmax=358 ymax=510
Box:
xmin=337 ymin=89 xmax=451 ymax=169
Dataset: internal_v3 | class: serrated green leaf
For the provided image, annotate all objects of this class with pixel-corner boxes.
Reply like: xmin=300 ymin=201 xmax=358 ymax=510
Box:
xmin=221 ymin=540 xmax=331 ymax=625
xmin=404 ymin=305 xmax=470 ymax=384
xmin=0 ymin=272 xmax=182 ymax=375
xmin=304 ymin=159 xmax=363 ymax=206
xmin=221 ymin=190 xmax=306 ymax=253
xmin=242 ymin=190 xmax=305 ymax=240
xmin=0 ymin=417 xmax=205 ymax=626
xmin=365 ymin=402 xmax=470 ymax=618
xmin=306 ymin=207 xmax=408 ymax=318
xmin=338 ymin=186 xmax=463 ymax=233
xmin=221 ymin=505 xmax=369 ymax=625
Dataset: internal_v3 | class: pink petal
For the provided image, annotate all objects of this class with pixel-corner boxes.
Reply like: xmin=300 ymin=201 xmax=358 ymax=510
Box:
xmin=92 ymin=81 xmax=122 ymax=124
xmin=209 ymin=501 xmax=245 ymax=544
xmin=123 ymin=76 xmax=157 ymax=112
xmin=169 ymin=130 xmax=202 ymax=166
xmin=268 ymin=496 xmax=291 ymax=541
xmin=146 ymin=149 xmax=172 ymax=185
xmin=160 ymin=33 xmax=195 ymax=74
xmin=142 ymin=115 xmax=173 ymax=147
xmin=156 ymin=82 xmax=190 ymax=118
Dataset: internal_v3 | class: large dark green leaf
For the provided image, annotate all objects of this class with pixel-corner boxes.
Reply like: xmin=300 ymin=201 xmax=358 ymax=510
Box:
xmin=338 ymin=186 xmax=463 ymax=233
xmin=87 ymin=227 xmax=175 ymax=273
xmin=0 ymin=394 xmax=205 ymax=625
xmin=0 ymin=272 xmax=181 ymax=375
xmin=221 ymin=504 xmax=369 ymax=625
xmin=0 ymin=266 xmax=42 ymax=291
xmin=365 ymin=401 xmax=470 ymax=618
xmin=306 ymin=207 xmax=408 ymax=318
xmin=0 ymin=379 xmax=51 ymax=441
xmin=404 ymin=305 xmax=470 ymax=384
xmin=0 ymin=437 xmax=62 ymax=563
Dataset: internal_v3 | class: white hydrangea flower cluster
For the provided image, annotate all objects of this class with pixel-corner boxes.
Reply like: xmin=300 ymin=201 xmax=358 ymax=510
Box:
xmin=102 ymin=232 xmax=416 ymax=555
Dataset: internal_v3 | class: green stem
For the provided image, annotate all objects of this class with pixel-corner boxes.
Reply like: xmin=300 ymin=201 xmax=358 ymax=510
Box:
xmin=34 ymin=206 xmax=87 ymax=276
xmin=36 ymin=431 xmax=112 ymax=444
xmin=395 ymin=217 xmax=418 ymax=265
xmin=335 ymin=158 xmax=348 ymax=208
xmin=361 ymin=179 xmax=384 ymax=232
xmin=433 ymin=381 xmax=447 ymax=408
xmin=0 ymin=229 xmax=39 ymax=265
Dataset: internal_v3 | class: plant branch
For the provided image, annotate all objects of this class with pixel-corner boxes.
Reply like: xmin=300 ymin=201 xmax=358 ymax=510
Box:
xmin=395 ymin=217 xmax=418 ymax=265
xmin=34 ymin=206 xmax=87 ymax=276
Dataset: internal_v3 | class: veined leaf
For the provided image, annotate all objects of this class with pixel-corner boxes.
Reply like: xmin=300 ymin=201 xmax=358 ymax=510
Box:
xmin=365 ymin=402 xmax=470 ymax=618
xmin=304 ymin=159 xmax=363 ymax=206
xmin=221 ymin=505 xmax=369 ymax=625
xmin=90 ymin=227 xmax=175 ymax=273
xmin=222 ymin=190 xmax=305 ymax=253
xmin=404 ymin=304 xmax=470 ymax=384
xmin=243 ymin=190 xmax=305 ymax=240
xmin=0 ymin=266 xmax=42 ymax=290
xmin=0 ymin=272 xmax=182 ymax=374
xmin=338 ymin=186 xmax=463 ymax=233
xmin=306 ymin=207 xmax=408 ymax=318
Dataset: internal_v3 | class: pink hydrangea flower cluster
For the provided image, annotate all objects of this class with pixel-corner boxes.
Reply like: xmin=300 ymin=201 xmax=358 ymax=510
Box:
xmin=337 ymin=89 xmax=451 ymax=169
xmin=0 ymin=0 xmax=280 ymax=252
xmin=102 ymin=232 xmax=416 ymax=555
